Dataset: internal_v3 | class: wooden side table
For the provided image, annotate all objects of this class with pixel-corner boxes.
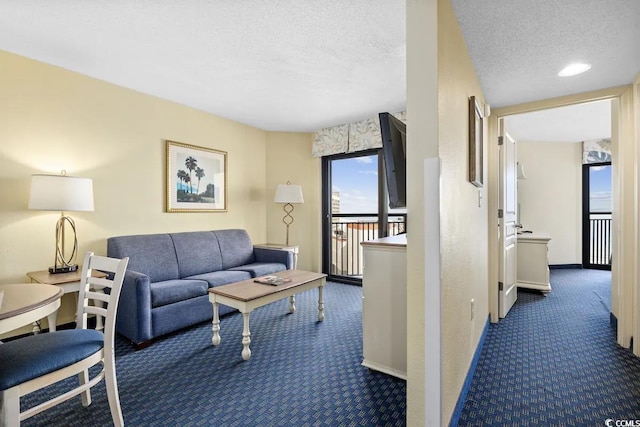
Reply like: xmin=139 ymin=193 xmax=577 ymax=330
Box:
xmin=254 ymin=243 xmax=299 ymax=270
xmin=26 ymin=269 xmax=108 ymax=332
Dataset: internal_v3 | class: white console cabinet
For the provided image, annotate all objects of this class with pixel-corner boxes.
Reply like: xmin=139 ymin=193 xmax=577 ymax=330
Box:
xmin=360 ymin=234 xmax=406 ymax=380
xmin=517 ymin=233 xmax=552 ymax=293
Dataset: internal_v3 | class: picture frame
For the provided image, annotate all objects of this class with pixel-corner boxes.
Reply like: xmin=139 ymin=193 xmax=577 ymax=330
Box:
xmin=469 ymin=95 xmax=483 ymax=187
xmin=166 ymin=140 xmax=227 ymax=212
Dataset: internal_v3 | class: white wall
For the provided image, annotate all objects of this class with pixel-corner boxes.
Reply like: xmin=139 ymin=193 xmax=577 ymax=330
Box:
xmin=406 ymin=0 xmax=438 ymax=424
xmin=517 ymin=141 xmax=582 ymax=264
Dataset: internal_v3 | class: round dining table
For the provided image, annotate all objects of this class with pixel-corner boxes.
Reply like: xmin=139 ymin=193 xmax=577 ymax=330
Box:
xmin=0 ymin=283 xmax=64 ymax=335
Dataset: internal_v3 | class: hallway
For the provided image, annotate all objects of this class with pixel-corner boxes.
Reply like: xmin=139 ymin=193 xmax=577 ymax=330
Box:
xmin=459 ymin=269 xmax=640 ymax=426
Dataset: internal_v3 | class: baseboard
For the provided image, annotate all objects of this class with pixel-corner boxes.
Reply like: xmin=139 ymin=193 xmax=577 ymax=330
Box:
xmin=449 ymin=315 xmax=490 ymax=427
xmin=610 ymin=312 xmax=618 ymax=330
xmin=361 ymin=359 xmax=407 ymax=380
xmin=607 ymin=314 xmax=633 ymax=351
xmin=549 ymin=264 xmax=583 ymax=270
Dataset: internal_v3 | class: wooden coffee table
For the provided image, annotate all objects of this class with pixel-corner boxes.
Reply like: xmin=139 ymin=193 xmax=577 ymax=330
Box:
xmin=208 ymin=270 xmax=327 ymax=360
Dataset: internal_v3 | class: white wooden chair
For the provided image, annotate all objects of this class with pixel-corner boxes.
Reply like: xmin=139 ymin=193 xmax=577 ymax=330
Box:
xmin=0 ymin=252 xmax=129 ymax=427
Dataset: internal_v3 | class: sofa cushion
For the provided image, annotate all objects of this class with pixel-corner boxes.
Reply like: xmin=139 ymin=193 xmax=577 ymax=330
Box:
xmin=171 ymin=231 xmax=223 ymax=277
xmin=150 ymin=279 xmax=208 ymax=308
xmin=107 ymin=234 xmax=179 ymax=282
xmin=185 ymin=270 xmax=251 ymax=287
xmin=213 ymin=229 xmax=255 ymax=270
xmin=229 ymin=262 xmax=287 ymax=278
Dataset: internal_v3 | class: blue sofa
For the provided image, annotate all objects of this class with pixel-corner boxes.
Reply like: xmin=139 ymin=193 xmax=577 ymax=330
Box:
xmin=107 ymin=229 xmax=293 ymax=348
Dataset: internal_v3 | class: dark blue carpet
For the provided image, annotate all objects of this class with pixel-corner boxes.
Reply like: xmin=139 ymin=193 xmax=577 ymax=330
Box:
xmin=20 ymin=282 xmax=406 ymax=426
xmin=459 ymin=269 xmax=640 ymax=426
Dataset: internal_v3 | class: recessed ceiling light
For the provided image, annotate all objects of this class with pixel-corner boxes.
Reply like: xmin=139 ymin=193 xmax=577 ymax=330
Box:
xmin=558 ymin=63 xmax=591 ymax=77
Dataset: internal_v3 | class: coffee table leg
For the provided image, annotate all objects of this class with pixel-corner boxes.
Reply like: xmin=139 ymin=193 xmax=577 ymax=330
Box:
xmin=289 ymin=295 xmax=296 ymax=313
xmin=211 ymin=302 xmax=221 ymax=346
xmin=318 ymin=284 xmax=324 ymax=321
xmin=241 ymin=312 xmax=251 ymax=360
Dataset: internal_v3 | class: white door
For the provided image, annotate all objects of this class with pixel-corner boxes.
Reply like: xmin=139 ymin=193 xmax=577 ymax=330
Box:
xmin=498 ymin=119 xmax=518 ymax=318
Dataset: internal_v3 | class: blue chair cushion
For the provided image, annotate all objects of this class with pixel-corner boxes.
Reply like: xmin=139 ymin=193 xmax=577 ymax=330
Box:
xmin=0 ymin=329 xmax=104 ymax=391
xmin=185 ymin=270 xmax=251 ymax=287
xmin=228 ymin=263 xmax=287 ymax=278
xmin=150 ymin=279 xmax=208 ymax=308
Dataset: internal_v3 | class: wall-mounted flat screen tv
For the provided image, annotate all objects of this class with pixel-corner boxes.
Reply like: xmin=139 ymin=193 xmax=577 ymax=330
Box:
xmin=379 ymin=112 xmax=406 ymax=209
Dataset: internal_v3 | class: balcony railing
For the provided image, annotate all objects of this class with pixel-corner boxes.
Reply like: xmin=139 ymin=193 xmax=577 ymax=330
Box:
xmin=589 ymin=212 xmax=612 ymax=266
xmin=331 ymin=214 xmax=406 ymax=278
xmin=330 ymin=212 xmax=610 ymax=274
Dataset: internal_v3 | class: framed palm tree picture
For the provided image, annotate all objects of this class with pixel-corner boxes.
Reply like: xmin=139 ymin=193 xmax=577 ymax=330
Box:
xmin=166 ymin=140 xmax=227 ymax=212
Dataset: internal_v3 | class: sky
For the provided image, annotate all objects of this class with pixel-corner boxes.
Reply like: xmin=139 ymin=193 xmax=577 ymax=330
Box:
xmin=332 ymin=155 xmax=379 ymax=214
xmin=589 ymin=165 xmax=611 ymax=213
xmin=331 ymin=154 xmax=407 ymax=215
xmin=332 ymin=154 xmax=610 ymax=215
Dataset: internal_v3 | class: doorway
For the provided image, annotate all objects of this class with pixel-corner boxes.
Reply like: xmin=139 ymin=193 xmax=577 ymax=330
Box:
xmin=505 ymin=104 xmax=611 ymax=273
xmin=489 ymin=87 xmax=636 ymax=350
xmin=582 ymin=162 xmax=612 ymax=270
xmin=491 ymin=96 xmax=617 ymax=323
xmin=321 ymin=150 xmax=406 ymax=284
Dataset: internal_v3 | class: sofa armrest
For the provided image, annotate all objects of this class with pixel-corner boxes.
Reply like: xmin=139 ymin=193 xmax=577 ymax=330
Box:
xmin=115 ymin=270 xmax=153 ymax=344
xmin=253 ymin=247 xmax=294 ymax=270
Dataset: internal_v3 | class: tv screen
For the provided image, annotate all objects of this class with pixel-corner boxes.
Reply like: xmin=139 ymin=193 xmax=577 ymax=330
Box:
xmin=379 ymin=112 xmax=406 ymax=209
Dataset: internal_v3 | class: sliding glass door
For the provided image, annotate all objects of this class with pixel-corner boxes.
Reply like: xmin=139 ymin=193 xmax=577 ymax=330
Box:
xmin=582 ymin=162 xmax=612 ymax=270
xmin=321 ymin=150 xmax=406 ymax=284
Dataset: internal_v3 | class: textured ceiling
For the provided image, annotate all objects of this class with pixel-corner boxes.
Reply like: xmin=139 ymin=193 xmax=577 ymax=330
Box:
xmin=0 ymin=1 xmax=637 ymax=136
xmin=452 ymin=0 xmax=639 ymax=143
xmin=0 ymin=1 xmax=405 ymax=132
xmin=451 ymin=0 xmax=640 ymax=109
xmin=506 ymin=100 xmax=611 ymax=143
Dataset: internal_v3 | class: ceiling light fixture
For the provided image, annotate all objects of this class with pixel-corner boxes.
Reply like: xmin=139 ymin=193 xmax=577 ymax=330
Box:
xmin=558 ymin=63 xmax=591 ymax=77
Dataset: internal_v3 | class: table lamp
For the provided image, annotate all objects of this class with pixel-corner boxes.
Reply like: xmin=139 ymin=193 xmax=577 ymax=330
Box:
xmin=274 ymin=182 xmax=304 ymax=245
xmin=28 ymin=171 xmax=94 ymax=274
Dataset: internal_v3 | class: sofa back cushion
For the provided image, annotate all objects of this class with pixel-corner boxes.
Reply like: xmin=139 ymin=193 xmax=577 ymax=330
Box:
xmin=107 ymin=234 xmax=179 ymax=282
xmin=213 ymin=229 xmax=256 ymax=269
xmin=170 ymin=231 xmax=223 ymax=278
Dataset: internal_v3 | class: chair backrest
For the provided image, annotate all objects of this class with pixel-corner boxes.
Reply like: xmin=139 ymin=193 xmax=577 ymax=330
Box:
xmin=75 ymin=252 xmax=129 ymax=349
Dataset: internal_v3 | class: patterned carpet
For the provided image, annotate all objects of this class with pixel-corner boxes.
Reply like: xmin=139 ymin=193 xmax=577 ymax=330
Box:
xmin=20 ymin=282 xmax=406 ymax=426
xmin=458 ymin=269 xmax=640 ymax=426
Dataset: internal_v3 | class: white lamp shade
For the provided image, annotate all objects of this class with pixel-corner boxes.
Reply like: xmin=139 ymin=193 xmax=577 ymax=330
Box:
xmin=28 ymin=174 xmax=95 ymax=212
xmin=274 ymin=184 xmax=304 ymax=204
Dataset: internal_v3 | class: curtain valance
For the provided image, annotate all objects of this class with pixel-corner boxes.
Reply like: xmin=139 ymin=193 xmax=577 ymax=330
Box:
xmin=583 ymin=139 xmax=611 ymax=164
xmin=312 ymin=111 xmax=406 ymax=157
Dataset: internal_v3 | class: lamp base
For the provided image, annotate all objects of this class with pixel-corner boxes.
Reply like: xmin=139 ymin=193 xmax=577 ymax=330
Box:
xmin=49 ymin=264 xmax=78 ymax=274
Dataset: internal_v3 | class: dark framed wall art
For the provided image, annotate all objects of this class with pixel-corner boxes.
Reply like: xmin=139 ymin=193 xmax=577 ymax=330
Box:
xmin=469 ymin=95 xmax=483 ymax=187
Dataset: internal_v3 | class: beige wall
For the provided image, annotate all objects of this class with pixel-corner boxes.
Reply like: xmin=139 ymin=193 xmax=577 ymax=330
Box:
xmin=407 ymin=0 xmax=490 ymax=424
xmin=437 ymin=0 xmax=490 ymax=423
xmin=517 ymin=141 xmax=582 ymax=264
xmin=265 ymin=132 xmax=321 ymax=271
xmin=0 ymin=50 xmax=318 ymax=336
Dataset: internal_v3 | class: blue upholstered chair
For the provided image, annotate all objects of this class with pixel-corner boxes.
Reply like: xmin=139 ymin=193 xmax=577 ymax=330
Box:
xmin=0 ymin=252 xmax=129 ymax=427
